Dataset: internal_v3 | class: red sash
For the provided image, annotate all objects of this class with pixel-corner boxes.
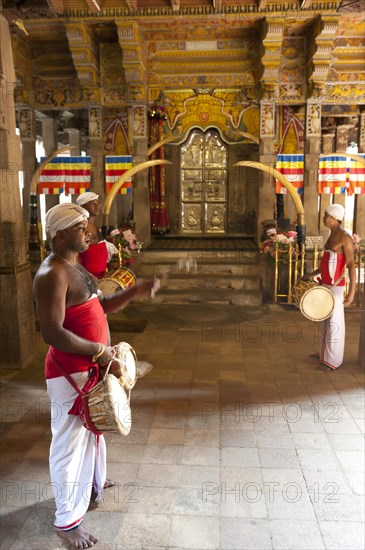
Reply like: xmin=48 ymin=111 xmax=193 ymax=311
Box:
xmin=45 ymin=296 xmax=108 ymax=379
xmin=319 ymin=250 xmax=346 ymax=286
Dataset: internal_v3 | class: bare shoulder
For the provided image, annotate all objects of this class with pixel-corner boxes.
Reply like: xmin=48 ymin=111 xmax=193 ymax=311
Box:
xmin=33 ymin=260 xmax=67 ymax=294
xmin=341 ymin=230 xmax=354 ymax=246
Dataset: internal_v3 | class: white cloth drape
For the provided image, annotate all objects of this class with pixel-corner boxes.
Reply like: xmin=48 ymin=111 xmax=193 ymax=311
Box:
xmin=47 ymin=372 xmax=106 ymax=530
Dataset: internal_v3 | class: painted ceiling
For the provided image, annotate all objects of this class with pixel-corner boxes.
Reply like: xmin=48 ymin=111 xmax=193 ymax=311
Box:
xmin=3 ymin=0 xmax=365 ymax=109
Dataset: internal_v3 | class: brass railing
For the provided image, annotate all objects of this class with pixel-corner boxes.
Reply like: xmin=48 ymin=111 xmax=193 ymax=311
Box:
xmin=272 ymin=242 xmax=364 ymax=307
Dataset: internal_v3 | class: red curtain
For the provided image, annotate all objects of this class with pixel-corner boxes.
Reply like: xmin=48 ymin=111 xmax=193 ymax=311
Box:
xmin=149 ymin=108 xmax=170 ymax=234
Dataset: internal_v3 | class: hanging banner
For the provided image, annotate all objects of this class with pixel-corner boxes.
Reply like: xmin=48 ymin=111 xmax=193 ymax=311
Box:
xmin=318 ymin=156 xmax=347 ymax=194
xmin=275 ymin=154 xmax=304 ymax=194
xmin=105 ymin=156 xmax=133 ymax=194
xmin=347 ymin=154 xmax=365 ymax=195
xmin=38 ymin=157 xmax=91 ymax=195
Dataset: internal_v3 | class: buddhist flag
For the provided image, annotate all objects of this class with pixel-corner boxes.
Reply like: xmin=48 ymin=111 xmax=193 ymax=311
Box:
xmin=318 ymin=156 xmax=347 ymax=194
xmin=275 ymin=155 xmax=304 ymax=194
xmin=38 ymin=157 xmax=91 ymax=195
xmin=347 ymin=154 xmax=365 ymax=195
xmin=105 ymin=156 xmax=133 ymax=195
xmin=38 ymin=157 xmax=65 ymax=194
xmin=64 ymin=157 xmax=91 ymax=195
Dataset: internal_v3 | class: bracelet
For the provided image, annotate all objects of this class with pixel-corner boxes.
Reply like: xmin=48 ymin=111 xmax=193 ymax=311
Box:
xmin=91 ymin=343 xmax=105 ymax=363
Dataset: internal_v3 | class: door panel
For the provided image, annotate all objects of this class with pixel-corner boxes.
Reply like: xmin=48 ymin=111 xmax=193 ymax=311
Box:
xmin=181 ymin=129 xmax=227 ymax=234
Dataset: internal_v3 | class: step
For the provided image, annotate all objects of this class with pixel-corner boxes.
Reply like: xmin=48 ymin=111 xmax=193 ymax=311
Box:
xmin=142 ymin=287 xmax=262 ymax=306
xmin=156 ymin=274 xmax=260 ymax=291
xmin=135 ymin=262 xmax=261 ymax=278
xmin=140 ymin=249 xmax=259 ymax=263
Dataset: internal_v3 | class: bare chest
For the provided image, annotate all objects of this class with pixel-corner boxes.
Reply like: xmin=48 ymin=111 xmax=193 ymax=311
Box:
xmin=65 ymin=265 xmax=98 ymax=307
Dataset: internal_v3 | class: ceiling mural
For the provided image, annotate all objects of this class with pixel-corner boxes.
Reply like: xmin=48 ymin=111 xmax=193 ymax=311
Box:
xmin=4 ymin=0 xmax=364 ymax=136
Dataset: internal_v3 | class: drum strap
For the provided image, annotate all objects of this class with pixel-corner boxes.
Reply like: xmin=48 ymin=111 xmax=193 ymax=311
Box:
xmin=49 ymin=350 xmax=100 ymax=423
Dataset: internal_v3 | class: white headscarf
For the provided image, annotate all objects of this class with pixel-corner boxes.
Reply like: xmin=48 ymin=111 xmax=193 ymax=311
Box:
xmin=76 ymin=192 xmax=99 ymax=206
xmin=45 ymin=203 xmax=89 ymax=239
xmin=325 ymin=204 xmax=345 ymax=222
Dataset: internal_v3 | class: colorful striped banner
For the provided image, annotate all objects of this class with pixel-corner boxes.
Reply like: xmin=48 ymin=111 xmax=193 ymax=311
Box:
xmin=38 ymin=157 xmax=91 ymax=195
xmin=347 ymin=154 xmax=365 ymax=195
xmin=275 ymin=155 xmax=304 ymax=194
xmin=318 ymin=156 xmax=347 ymax=194
xmin=105 ymin=156 xmax=133 ymax=195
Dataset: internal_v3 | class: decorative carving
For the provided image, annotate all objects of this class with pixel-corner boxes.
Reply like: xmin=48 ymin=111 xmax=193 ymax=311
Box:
xmin=306 ymin=103 xmax=321 ymax=136
xmin=206 ymin=203 xmax=225 ymax=233
xmin=279 ymin=84 xmax=304 ymax=102
xmin=260 ymin=102 xmax=275 ymax=137
xmin=17 ymin=108 xmax=35 ymax=139
xmin=132 ymin=105 xmax=146 ymax=138
xmin=89 ymin=107 xmax=102 ymax=139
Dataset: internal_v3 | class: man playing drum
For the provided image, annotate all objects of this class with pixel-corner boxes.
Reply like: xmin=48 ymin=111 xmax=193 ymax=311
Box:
xmin=302 ymin=204 xmax=355 ymax=369
xmin=33 ymin=203 xmax=154 ymax=548
xmin=76 ymin=192 xmax=117 ymax=278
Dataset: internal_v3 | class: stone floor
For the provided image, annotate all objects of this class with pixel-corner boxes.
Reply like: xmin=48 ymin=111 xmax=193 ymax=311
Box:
xmin=0 ymin=303 xmax=364 ymax=550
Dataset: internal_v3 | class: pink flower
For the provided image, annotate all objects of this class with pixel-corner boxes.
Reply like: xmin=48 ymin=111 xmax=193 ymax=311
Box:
xmin=266 ymin=228 xmax=277 ymax=238
xmin=352 ymin=233 xmax=362 ymax=251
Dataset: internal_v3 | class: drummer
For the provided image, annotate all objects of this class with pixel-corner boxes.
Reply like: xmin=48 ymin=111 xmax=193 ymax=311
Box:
xmin=302 ymin=204 xmax=355 ymax=369
xmin=76 ymin=192 xmax=117 ymax=278
xmin=33 ymin=202 xmax=155 ymax=548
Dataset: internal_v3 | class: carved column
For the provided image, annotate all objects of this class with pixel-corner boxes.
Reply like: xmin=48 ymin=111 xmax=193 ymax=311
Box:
xmin=17 ymin=108 xmax=37 ymax=228
xmin=304 ymin=102 xmax=323 ymax=237
xmin=333 ymin=124 xmax=351 ymax=209
xmin=130 ymin=106 xmax=151 ymax=247
xmin=0 ymin=14 xmax=35 ymax=369
xmin=88 ymin=107 xmax=107 ymax=226
xmin=257 ymin=101 xmax=276 ymax=242
xmin=41 ymin=116 xmax=59 ymax=211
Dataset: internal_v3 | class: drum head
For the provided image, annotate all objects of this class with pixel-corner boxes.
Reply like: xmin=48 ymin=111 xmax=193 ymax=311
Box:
xmin=114 ymin=342 xmax=137 ymax=391
xmin=300 ymin=286 xmax=334 ymax=322
xmin=105 ymin=375 xmax=132 ymax=436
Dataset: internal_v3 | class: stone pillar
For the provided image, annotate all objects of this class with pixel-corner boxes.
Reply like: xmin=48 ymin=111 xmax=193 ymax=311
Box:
xmin=304 ymin=103 xmax=322 ymax=237
xmin=17 ymin=108 xmax=37 ymax=231
xmin=333 ymin=124 xmax=350 ymax=209
xmin=41 ymin=116 xmax=59 ymax=211
xmin=0 ymin=14 xmax=36 ymax=369
xmin=130 ymin=105 xmax=151 ymax=246
xmin=88 ymin=107 xmax=106 ymax=227
xmin=133 ymin=139 xmax=151 ymax=247
xmin=67 ymin=128 xmax=81 ymax=156
xmin=257 ymin=102 xmax=276 ymax=242
xmin=322 ymin=134 xmax=335 ymax=155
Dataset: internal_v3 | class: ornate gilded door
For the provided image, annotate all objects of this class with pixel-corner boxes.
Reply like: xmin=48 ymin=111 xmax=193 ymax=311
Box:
xmin=180 ymin=129 xmax=227 ymax=233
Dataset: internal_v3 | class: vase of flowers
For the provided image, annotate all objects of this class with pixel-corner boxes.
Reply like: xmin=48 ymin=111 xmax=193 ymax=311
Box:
xmin=108 ymin=225 xmax=143 ymax=268
xmin=260 ymin=229 xmax=297 ymax=263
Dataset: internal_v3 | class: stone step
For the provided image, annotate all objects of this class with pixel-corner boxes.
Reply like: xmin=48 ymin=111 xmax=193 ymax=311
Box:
xmin=136 ymin=261 xmax=260 ymax=278
xmin=140 ymin=249 xmax=259 ymax=263
xmin=141 ymin=287 xmax=262 ymax=306
xmin=157 ymin=274 xmax=260 ymax=291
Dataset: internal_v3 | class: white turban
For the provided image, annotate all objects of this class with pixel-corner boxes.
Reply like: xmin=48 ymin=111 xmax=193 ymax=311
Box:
xmin=76 ymin=192 xmax=99 ymax=206
xmin=325 ymin=204 xmax=345 ymax=222
xmin=45 ymin=203 xmax=89 ymax=239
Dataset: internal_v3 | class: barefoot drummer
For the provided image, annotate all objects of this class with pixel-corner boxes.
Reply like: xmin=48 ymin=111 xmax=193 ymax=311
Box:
xmin=33 ymin=202 xmax=155 ymax=548
xmin=302 ymin=204 xmax=355 ymax=370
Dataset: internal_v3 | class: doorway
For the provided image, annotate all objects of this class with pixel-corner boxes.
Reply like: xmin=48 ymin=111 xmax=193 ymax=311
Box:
xmin=180 ymin=129 xmax=228 ymax=234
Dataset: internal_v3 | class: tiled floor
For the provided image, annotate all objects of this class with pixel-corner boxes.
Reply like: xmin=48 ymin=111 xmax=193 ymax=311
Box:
xmin=0 ymin=303 xmax=364 ymax=550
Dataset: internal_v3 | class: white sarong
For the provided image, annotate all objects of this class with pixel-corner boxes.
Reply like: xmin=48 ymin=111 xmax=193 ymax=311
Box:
xmin=47 ymin=372 xmax=107 ymax=530
xmin=320 ymin=285 xmax=345 ymax=369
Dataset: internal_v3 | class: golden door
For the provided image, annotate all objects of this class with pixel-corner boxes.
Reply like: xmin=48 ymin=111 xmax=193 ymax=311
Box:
xmin=180 ymin=129 xmax=227 ymax=234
